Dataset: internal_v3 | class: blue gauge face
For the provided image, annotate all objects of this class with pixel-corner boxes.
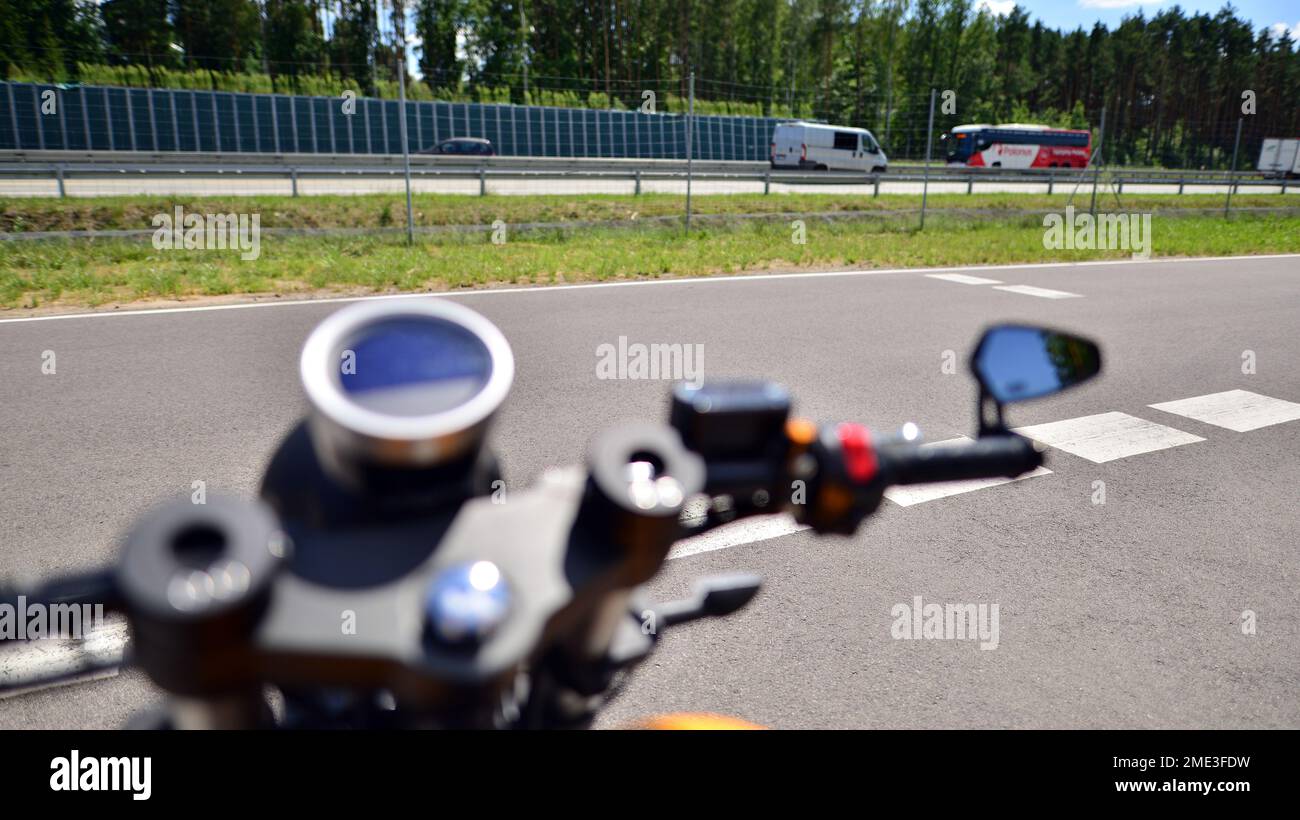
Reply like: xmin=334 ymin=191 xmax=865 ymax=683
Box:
xmin=338 ymin=317 xmax=493 ymax=417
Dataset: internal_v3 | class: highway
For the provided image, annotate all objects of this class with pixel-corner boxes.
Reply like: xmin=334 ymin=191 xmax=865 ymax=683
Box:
xmin=0 ymin=255 xmax=1297 ymax=728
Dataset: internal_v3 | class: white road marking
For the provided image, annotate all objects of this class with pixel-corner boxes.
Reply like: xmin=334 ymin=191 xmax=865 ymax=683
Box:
xmin=0 ymin=620 xmax=129 ymax=699
xmin=1148 ymin=389 xmax=1300 ymax=432
xmin=1014 ymin=411 xmax=1204 ymax=463
xmin=992 ymin=284 xmax=1083 ymax=299
xmin=1 ymin=253 xmax=1295 ymax=325
xmin=883 ymin=436 xmax=1052 ymax=506
xmin=925 ymin=273 xmax=1004 ymax=285
xmin=667 ymin=514 xmax=807 ymax=560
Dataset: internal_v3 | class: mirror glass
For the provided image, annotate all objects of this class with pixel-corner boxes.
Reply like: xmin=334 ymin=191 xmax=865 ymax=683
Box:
xmin=971 ymin=325 xmax=1101 ymax=403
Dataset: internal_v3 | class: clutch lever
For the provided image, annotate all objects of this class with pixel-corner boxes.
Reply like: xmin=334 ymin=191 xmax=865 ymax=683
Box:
xmin=647 ymin=573 xmax=763 ymax=629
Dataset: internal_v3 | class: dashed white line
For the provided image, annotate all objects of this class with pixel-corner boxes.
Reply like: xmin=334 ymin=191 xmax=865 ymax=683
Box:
xmin=925 ymin=273 xmax=1004 ymax=285
xmin=1148 ymin=389 xmax=1300 ymax=432
xmin=883 ymin=436 xmax=1053 ymax=506
xmin=667 ymin=514 xmax=807 ymax=561
xmin=992 ymin=284 xmax=1083 ymax=299
xmin=1015 ymin=411 xmax=1204 ymax=463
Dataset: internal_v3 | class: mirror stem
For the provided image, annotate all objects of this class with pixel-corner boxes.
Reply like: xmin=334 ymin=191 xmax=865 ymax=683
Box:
xmin=977 ymin=387 xmax=1007 ymax=437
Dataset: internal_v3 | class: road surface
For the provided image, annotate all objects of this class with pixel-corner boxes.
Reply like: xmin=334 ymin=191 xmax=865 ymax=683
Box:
xmin=0 ymin=255 xmax=1297 ymax=728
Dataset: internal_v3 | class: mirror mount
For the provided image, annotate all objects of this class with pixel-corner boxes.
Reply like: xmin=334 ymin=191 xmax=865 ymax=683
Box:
xmin=976 ymin=386 xmax=1008 ymax=437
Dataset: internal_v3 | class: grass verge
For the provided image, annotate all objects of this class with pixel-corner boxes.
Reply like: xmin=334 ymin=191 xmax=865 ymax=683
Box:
xmin=2 ymin=208 xmax=1297 ymax=311
xmin=2 ymin=191 xmax=1297 ymax=233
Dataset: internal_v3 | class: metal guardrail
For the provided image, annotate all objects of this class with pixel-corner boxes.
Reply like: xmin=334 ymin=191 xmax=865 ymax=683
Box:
xmin=0 ymin=151 xmax=1293 ymax=198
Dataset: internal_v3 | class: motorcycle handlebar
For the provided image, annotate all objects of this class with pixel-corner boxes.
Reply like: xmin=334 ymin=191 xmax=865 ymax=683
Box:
xmin=878 ymin=433 xmax=1044 ymax=486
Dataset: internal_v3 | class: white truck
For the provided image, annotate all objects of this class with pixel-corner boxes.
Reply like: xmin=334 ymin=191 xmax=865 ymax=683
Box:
xmin=1257 ymin=138 xmax=1300 ymax=178
xmin=770 ymin=121 xmax=887 ymax=173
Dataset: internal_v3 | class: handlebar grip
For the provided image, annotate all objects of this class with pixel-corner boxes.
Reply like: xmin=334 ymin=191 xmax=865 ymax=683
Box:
xmin=882 ymin=434 xmax=1043 ymax=485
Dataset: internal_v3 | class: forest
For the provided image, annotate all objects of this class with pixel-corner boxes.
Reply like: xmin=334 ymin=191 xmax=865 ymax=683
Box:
xmin=1 ymin=1 xmax=1298 ymax=167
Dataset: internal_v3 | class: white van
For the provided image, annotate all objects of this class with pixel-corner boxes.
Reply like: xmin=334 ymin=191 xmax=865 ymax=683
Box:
xmin=1257 ymin=138 xmax=1300 ymax=178
xmin=770 ymin=121 xmax=888 ymax=172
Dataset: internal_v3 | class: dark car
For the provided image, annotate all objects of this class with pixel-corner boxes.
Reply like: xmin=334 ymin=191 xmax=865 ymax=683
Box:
xmin=422 ymin=137 xmax=495 ymax=156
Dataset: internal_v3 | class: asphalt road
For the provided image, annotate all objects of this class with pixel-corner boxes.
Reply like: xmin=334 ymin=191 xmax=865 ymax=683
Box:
xmin=0 ymin=255 xmax=1297 ymax=728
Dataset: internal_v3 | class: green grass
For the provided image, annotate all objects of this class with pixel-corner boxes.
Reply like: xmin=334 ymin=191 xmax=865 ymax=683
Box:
xmin=2 ymin=208 xmax=1297 ymax=311
xmin=2 ymin=192 xmax=1296 ymax=233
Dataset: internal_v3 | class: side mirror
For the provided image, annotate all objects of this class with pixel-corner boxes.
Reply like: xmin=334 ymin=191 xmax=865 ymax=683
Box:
xmin=970 ymin=324 xmax=1102 ymax=432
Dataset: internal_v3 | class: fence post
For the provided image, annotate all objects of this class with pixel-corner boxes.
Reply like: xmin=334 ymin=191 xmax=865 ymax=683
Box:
xmin=105 ymin=87 xmax=116 ymax=151
xmin=966 ymin=177 xmax=973 ymax=195
xmin=920 ymin=88 xmax=936 ymax=230
xmin=1090 ymin=105 xmax=1105 ymax=218
xmin=30 ymin=86 xmax=44 ymax=150
xmin=396 ymin=34 xmax=415 ymax=246
xmin=873 ymin=175 xmax=880 ymax=198
xmin=479 ymin=166 xmax=486 ymax=196
xmin=1283 ymin=176 xmax=1289 ymax=195
xmin=291 ymin=168 xmax=298 ymax=197
xmin=58 ymin=87 xmax=68 ymax=150
xmin=210 ymin=93 xmax=219 ymax=153
xmin=125 ymin=88 xmax=137 ymax=151
xmin=764 ymin=169 xmax=770 ymax=195
xmin=269 ymin=93 xmax=280 ymax=153
xmin=1047 ymin=174 xmax=1053 ymax=195
xmin=1178 ymin=177 xmax=1184 ymax=195
xmin=7 ymin=83 xmax=19 ymax=149
xmin=635 ymin=168 xmax=641 ymax=196
xmin=249 ymin=92 xmax=259 ymax=153
xmin=1224 ymin=117 xmax=1242 ymax=218
xmin=685 ymin=71 xmax=695 ymax=233
xmin=56 ymin=164 xmax=66 ymax=198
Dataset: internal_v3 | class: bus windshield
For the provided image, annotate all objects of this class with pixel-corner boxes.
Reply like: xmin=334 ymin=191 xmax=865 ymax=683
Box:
xmin=945 ymin=132 xmax=975 ymax=162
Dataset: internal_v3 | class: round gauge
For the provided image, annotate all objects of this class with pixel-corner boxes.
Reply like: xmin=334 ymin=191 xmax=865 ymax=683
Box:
xmin=299 ymin=299 xmax=514 ymax=483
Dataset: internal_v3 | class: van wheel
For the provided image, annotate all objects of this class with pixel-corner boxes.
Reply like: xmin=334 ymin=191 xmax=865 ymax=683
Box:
xmin=815 ymin=164 xmax=828 ymax=171
xmin=991 ymin=162 xmax=1002 ymax=168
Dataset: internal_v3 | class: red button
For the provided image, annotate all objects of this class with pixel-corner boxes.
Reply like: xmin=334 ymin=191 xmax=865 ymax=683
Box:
xmin=836 ymin=423 xmax=878 ymax=483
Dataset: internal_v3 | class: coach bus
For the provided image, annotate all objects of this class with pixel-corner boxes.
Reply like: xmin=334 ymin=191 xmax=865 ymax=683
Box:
xmin=942 ymin=124 xmax=1091 ymax=169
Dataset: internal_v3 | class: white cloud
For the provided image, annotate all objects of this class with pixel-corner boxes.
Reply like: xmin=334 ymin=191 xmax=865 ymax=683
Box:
xmin=976 ymin=0 xmax=1016 ymax=16
xmin=1268 ymin=21 xmax=1300 ymax=43
xmin=1078 ymin=0 xmax=1146 ymax=8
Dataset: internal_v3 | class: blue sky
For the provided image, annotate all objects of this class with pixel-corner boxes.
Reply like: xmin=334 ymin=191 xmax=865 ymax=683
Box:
xmin=976 ymin=0 xmax=1300 ymax=40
